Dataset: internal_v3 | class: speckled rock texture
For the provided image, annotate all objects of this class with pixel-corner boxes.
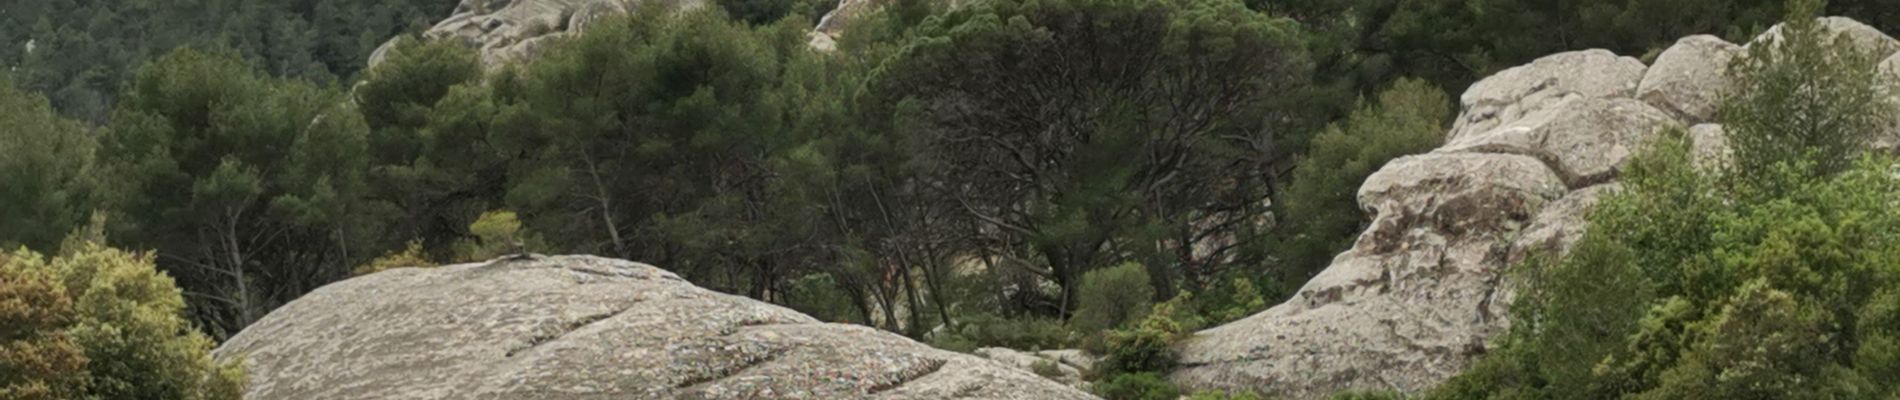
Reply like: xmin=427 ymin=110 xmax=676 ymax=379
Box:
xmin=1172 ymin=17 xmax=1899 ymax=400
xmin=368 ymin=0 xmax=707 ymax=69
xmin=214 ymin=255 xmax=1097 ymax=400
xmin=973 ymin=348 xmax=1098 ymax=387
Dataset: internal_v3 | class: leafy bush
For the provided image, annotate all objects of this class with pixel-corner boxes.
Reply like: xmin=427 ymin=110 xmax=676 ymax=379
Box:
xmin=453 ymin=210 xmax=542 ymax=262
xmin=1099 ymin=294 xmax=1197 ymax=376
xmin=0 ymin=250 xmax=88 ymax=399
xmin=0 ymin=245 xmax=244 ymax=400
xmin=927 ymin=313 xmax=1074 ymax=353
xmin=1189 ymin=390 xmax=1267 ymax=400
xmin=1093 ymin=372 xmax=1182 ymax=400
xmin=1722 ymin=0 xmax=1895 ymax=185
xmin=1192 ymin=276 xmax=1273 ymax=326
xmin=1072 ymin=262 xmax=1157 ymax=335
xmin=1272 ymin=78 xmax=1450 ymax=284
xmin=1332 ymin=390 xmax=1406 ymax=400
xmin=782 ymin=273 xmax=863 ymax=324
xmin=352 ymin=240 xmax=438 ymax=276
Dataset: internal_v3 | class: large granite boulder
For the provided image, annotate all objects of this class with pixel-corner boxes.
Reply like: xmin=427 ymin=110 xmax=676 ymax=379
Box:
xmin=1447 ymin=50 xmax=1648 ymax=141
xmin=213 ymin=255 xmax=1095 ymax=400
xmin=1172 ymin=153 xmax=1566 ymax=399
xmin=1638 ymin=35 xmax=1741 ymax=123
xmin=1174 ymin=17 xmax=1900 ymax=399
xmin=1441 ymin=96 xmax=1676 ymax=187
xmin=1749 ymin=16 xmax=1900 ymax=59
xmin=368 ymin=0 xmax=707 ymax=69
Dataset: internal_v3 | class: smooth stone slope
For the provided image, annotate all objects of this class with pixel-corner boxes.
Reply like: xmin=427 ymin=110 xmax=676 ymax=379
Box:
xmin=214 ymin=255 xmax=1095 ymax=400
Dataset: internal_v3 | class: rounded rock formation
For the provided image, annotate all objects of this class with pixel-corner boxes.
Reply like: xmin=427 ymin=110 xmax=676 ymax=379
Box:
xmin=1172 ymin=17 xmax=1900 ymax=399
xmin=214 ymin=255 xmax=1095 ymax=400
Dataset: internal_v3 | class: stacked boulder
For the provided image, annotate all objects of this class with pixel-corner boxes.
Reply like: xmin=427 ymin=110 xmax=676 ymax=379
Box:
xmin=214 ymin=255 xmax=1096 ymax=399
xmin=1172 ymin=18 xmax=1900 ymax=399
xmin=368 ymin=0 xmax=710 ymax=69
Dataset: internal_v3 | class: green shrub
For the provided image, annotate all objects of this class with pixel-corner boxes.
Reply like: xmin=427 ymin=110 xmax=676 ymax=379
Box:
xmin=1072 ymin=262 xmax=1157 ymax=335
xmin=0 ymin=250 xmax=88 ymax=399
xmin=1273 ymin=78 xmax=1450 ymax=283
xmin=927 ymin=313 xmax=1073 ymax=353
xmin=1193 ymin=276 xmax=1272 ymax=326
xmin=1093 ymin=372 xmax=1182 ymax=400
xmin=1 ymin=245 xmax=244 ymax=400
xmin=1722 ymin=0 xmax=1895 ymax=185
xmin=452 ymin=210 xmax=543 ymax=262
xmin=1189 ymin=390 xmax=1267 ymax=400
xmin=783 ymin=273 xmax=863 ymax=324
xmin=1099 ymin=294 xmax=1197 ymax=376
xmin=352 ymin=240 xmax=438 ymax=276
xmin=1332 ymin=390 xmax=1406 ymax=400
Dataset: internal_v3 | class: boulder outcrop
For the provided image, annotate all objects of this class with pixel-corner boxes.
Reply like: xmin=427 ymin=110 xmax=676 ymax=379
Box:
xmin=214 ymin=255 xmax=1095 ymax=400
xmin=1637 ymin=35 xmax=1740 ymax=123
xmin=368 ymin=0 xmax=707 ymax=69
xmin=1174 ymin=17 xmax=1900 ymax=399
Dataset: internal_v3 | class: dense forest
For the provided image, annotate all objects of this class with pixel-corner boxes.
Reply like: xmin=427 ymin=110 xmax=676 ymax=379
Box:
xmin=6 ymin=0 xmax=1900 ymax=399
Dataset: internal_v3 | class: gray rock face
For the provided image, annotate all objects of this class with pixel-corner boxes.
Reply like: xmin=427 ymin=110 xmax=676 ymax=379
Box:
xmin=368 ymin=0 xmax=707 ymax=69
xmin=1173 ymin=153 xmax=1565 ymax=399
xmin=214 ymin=256 xmax=1095 ymax=400
xmin=1441 ymin=96 xmax=1676 ymax=187
xmin=1691 ymin=123 xmax=1731 ymax=169
xmin=1750 ymin=16 xmax=1900 ymax=59
xmin=1448 ymin=50 xmax=1648 ymax=141
xmin=1173 ymin=17 xmax=1900 ymax=399
xmin=1638 ymin=35 xmax=1741 ymax=123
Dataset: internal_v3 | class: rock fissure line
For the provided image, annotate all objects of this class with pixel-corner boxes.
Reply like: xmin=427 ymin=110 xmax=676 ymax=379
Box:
xmin=672 ymin=347 xmax=790 ymax=390
xmin=867 ymin=358 xmax=950 ymax=395
xmin=504 ymin=305 xmax=636 ymax=357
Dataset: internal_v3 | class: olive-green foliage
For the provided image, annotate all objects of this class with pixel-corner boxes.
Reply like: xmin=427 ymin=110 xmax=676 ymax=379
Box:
xmin=0 ymin=250 xmax=88 ymax=399
xmin=871 ymin=0 xmax=1319 ymax=312
xmin=0 ymin=81 xmax=94 ymax=252
xmin=1094 ymin=372 xmax=1182 ymax=400
xmin=716 ymin=0 xmax=838 ymax=25
xmin=499 ymin=6 xmax=799 ymax=264
xmin=1273 ymin=78 xmax=1450 ymax=286
xmin=1723 ymin=0 xmax=1895 ymax=186
xmin=1 ymin=245 xmax=244 ymax=400
xmin=356 ymin=38 xmax=484 ymax=166
xmin=1332 ymin=391 xmax=1406 ymax=400
xmin=352 ymin=240 xmax=438 ymax=276
xmin=1431 ymin=32 xmax=1900 ymax=396
xmin=1189 ymin=276 xmax=1273 ymax=326
xmin=1100 ymin=294 xmax=1197 ymax=376
xmin=356 ymin=38 xmax=511 ymax=262
xmin=1188 ymin=390 xmax=1267 ymax=400
xmin=927 ymin=313 xmax=1074 ymax=353
xmin=93 ymin=48 xmax=380 ymax=336
xmin=1072 ymin=263 xmax=1157 ymax=335
xmin=0 ymin=0 xmax=454 ymax=123
xmin=782 ymin=273 xmax=865 ymax=324
xmin=453 ymin=210 xmax=543 ymax=262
